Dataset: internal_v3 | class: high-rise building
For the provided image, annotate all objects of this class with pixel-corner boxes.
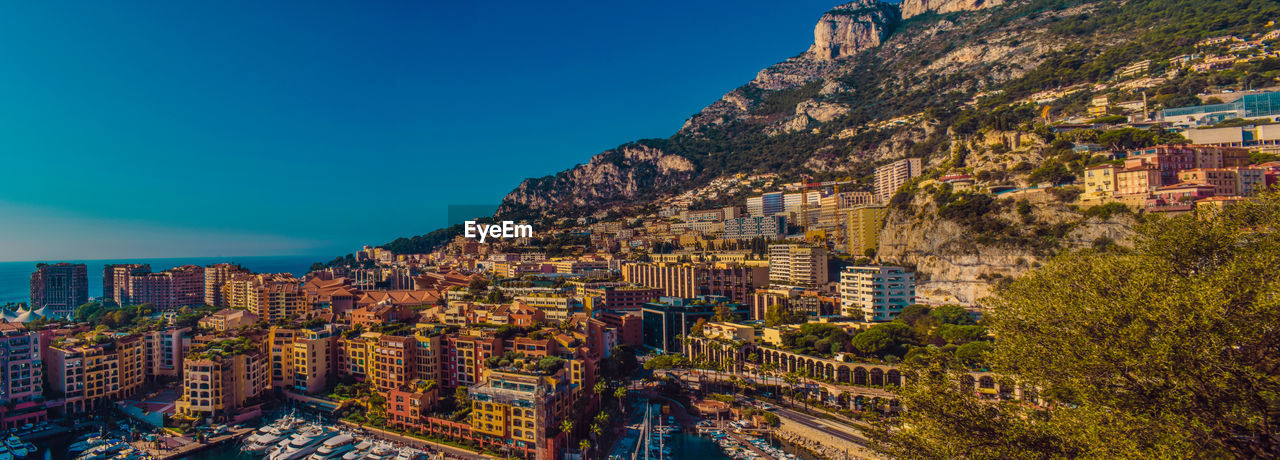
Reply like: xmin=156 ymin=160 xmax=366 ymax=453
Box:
xmin=847 ymin=205 xmax=888 ymax=256
xmin=874 ymin=158 xmax=923 ymax=203
xmin=221 ymin=274 xmax=308 ymax=321
xmin=104 ymin=264 xmax=149 ymax=305
xmin=205 ymin=263 xmax=252 ymax=307
xmin=0 ymin=323 xmax=46 ymax=429
xmin=469 ymin=369 xmax=576 ymax=460
xmin=141 ymin=327 xmax=191 ymax=379
xmin=49 ymin=336 xmax=145 ymax=413
xmin=176 ymin=348 xmax=270 ymax=419
xmin=371 ymin=335 xmax=416 ymax=394
xmin=746 ymin=192 xmax=785 ymax=217
xmin=723 ymin=216 xmax=786 ymax=240
xmin=839 ymin=266 xmax=916 ymax=321
xmin=126 ymin=265 xmax=205 ymax=309
xmin=641 ymin=296 xmax=747 ymax=353
xmin=622 ymin=262 xmax=769 ymax=303
xmin=30 ymin=263 xmax=88 ymax=317
xmin=767 ymin=244 xmax=829 ymax=287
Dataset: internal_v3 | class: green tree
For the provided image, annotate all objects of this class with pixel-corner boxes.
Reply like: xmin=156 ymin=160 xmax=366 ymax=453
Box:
xmin=874 ymin=193 xmax=1280 ymax=458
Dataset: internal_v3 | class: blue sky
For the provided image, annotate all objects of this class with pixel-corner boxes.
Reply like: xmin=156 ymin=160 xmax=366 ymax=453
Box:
xmin=0 ymin=0 xmax=840 ymax=261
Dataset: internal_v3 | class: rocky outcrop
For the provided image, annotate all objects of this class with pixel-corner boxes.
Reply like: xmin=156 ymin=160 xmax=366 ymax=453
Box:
xmin=899 ymin=0 xmax=1006 ymax=19
xmin=807 ymin=1 xmax=900 ymax=61
xmin=877 ymin=196 xmax=1136 ymax=305
xmin=498 ymin=144 xmax=695 ymax=215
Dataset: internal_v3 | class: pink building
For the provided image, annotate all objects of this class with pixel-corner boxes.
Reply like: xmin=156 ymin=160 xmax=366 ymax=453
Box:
xmin=1124 ymin=145 xmax=1251 ymax=187
xmin=126 ymin=265 xmax=206 ymax=308
xmin=0 ymin=323 xmax=47 ymax=429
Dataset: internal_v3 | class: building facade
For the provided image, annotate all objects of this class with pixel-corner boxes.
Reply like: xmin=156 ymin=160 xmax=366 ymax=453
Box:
xmin=839 ymin=266 xmax=916 ymax=321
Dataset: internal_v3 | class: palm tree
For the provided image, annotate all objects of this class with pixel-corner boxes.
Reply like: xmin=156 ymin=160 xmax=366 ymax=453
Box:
xmin=560 ymin=419 xmax=574 ymax=437
xmin=614 ymin=386 xmax=628 ymax=414
xmin=578 ymin=439 xmax=591 ymax=459
xmin=783 ymin=373 xmax=800 ymax=407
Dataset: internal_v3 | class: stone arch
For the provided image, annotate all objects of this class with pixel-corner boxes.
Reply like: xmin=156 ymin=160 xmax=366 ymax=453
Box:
xmin=853 ymin=367 xmax=868 ymax=386
xmin=869 ymin=368 xmax=884 ymax=386
xmin=825 ymin=363 xmax=835 ymax=381
xmin=961 ymin=375 xmax=976 ymax=390
xmin=886 ymin=369 xmax=901 ymax=386
xmin=836 ymin=365 xmax=850 ymax=383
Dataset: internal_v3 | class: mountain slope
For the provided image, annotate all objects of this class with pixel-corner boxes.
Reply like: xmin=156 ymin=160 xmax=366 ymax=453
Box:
xmin=496 ymin=0 xmax=1278 ymax=217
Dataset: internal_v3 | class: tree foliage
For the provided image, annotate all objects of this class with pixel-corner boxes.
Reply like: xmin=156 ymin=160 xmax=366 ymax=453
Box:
xmin=876 ymin=192 xmax=1280 ymax=458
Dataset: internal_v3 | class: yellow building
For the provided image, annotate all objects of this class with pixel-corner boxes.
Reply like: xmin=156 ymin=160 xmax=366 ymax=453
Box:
xmin=513 ymin=293 xmax=582 ymax=322
xmin=221 ymin=274 xmax=308 ymax=321
xmin=340 ymin=332 xmax=381 ymax=381
xmin=469 ymin=368 xmax=577 ymax=455
xmin=175 ymin=348 xmax=270 ymax=419
xmin=1082 ymin=164 xmax=1122 ymax=204
xmin=846 ymin=205 xmax=888 ymax=256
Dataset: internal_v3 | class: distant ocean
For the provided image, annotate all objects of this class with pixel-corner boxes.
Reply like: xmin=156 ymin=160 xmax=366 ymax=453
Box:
xmin=0 ymin=255 xmax=326 ymax=305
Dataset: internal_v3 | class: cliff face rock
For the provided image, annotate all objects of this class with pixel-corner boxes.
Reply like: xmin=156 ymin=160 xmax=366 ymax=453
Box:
xmin=807 ymin=1 xmax=900 ymax=61
xmin=498 ymin=144 xmax=695 ymax=215
xmin=877 ymin=194 xmax=1136 ymax=306
xmin=681 ymin=1 xmax=895 ymax=134
xmin=899 ymin=0 xmax=1006 ymax=19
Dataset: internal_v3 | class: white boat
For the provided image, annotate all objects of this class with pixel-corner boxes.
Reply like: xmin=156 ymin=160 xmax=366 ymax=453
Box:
xmin=307 ymin=434 xmax=356 ymax=460
xmin=76 ymin=442 xmax=126 ymax=460
xmin=3 ymin=437 xmax=25 ymax=459
xmin=393 ymin=449 xmax=424 ymax=460
xmin=0 ymin=446 xmax=13 ymax=460
xmin=70 ymin=436 xmax=111 ymax=454
xmin=339 ymin=440 xmax=373 ymax=460
xmin=363 ymin=443 xmax=397 ymax=460
xmin=269 ymin=426 xmax=337 ymax=460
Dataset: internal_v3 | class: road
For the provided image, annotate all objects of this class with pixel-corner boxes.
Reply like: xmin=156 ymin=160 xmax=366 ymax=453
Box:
xmin=770 ymin=403 xmax=871 ymax=446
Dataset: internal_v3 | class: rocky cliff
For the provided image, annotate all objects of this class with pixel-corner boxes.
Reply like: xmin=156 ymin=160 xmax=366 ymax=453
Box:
xmin=899 ymin=0 xmax=1006 ymax=19
xmin=807 ymin=1 xmax=900 ymax=61
xmin=499 ymin=144 xmax=695 ymax=214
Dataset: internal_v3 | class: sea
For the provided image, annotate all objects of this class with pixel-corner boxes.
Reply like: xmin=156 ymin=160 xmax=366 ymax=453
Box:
xmin=0 ymin=255 xmax=325 ymax=306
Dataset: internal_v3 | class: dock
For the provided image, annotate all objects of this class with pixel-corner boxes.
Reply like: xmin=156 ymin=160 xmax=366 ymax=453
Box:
xmin=130 ymin=426 xmax=254 ymax=460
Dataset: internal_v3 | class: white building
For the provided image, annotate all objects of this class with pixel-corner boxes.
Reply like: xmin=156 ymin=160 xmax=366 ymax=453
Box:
xmin=839 ymin=266 xmax=916 ymax=321
xmin=768 ymin=244 xmax=829 ymax=288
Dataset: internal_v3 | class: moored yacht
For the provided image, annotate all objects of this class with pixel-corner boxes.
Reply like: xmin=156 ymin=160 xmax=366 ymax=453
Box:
xmin=3 ymin=437 xmax=26 ymax=459
xmin=306 ymin=434 xmax=356 ymax=460
xmin=339 ymin=440 xmax=373 ymax=460
xmin=268 ymin=426 xmax=337 ymax=460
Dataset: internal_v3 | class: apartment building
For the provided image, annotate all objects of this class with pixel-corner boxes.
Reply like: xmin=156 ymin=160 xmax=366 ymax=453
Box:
xmin=581 ymin=286 xmax=663 ymax=313
xmin=513 ymin=293 xmax=582 ymax=322
xmin=767 ymin=244 xmax=829 ymax=288
xmin=723 ymin=216 xmax=786 ymax=240
xmin=846 ymin=205 xmax=888 ymax=256
xmin=0 ymin=323 xmax=46 ymax=429
xmin=371 ymin=335 xmax=416 ymax=394
xmin=621 ymin=262 xmax=769 ymax=303
xmin=839 ymin=266 xmax=916 ymax=322
xmin=125 ymin=265 xmax=206 ymax=309
xmin=469 ymin=369 xmax=575 ymax=460
xmin=104 ymin=264 xmax=149 ymax=305
xmin=49 ymin=337 xmax=144 ymax=413
xmin=1123 ymin=145 xmax=1251 ymax=187
xmin=205 ymin=263 xmax=252 ymax=307
xmin=874 ymin=158 xmax=923 ymax=203
xmin=1082 ymin=164 xmax=1122 ymax=204
xmin=445 ymin=334 xmax=504 ymax=389
xmin=176 ymin=349 xmax=270 ymax=419
xmin=30 ymin=263 xmax=88 ymax=317
xmin=221 ymin=274 xmax=308 ymax=321
xmin=198 ymin=308 xmax=260 ymax=331
xmin=141 ymin=327 xmax=191 ymax=379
